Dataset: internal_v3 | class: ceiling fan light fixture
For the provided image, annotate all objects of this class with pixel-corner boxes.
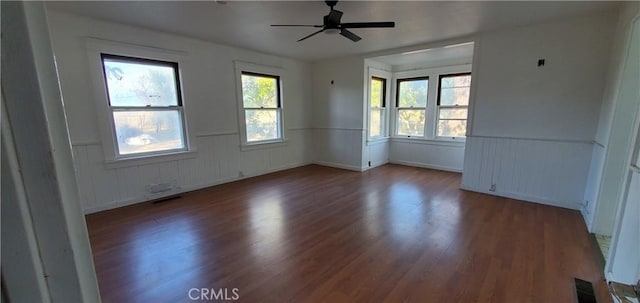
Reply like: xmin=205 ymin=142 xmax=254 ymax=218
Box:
xmin=324 ymin=28 xmax=340 ymax=35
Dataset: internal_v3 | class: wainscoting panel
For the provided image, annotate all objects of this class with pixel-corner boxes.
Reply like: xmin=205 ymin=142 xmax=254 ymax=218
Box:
xmin=461 ymin=136 xmax=593 ymax=209
xmin=389 ymin=139 xmax=465 ymax=172
xmin=73 ymin=129 xmax=312 ymax=213
xmin=364 ymin=139 xmax=389 ymax=170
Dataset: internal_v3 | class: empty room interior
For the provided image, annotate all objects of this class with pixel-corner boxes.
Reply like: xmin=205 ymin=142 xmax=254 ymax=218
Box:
xmin=3 ymin=1 xmax=640 ymax=302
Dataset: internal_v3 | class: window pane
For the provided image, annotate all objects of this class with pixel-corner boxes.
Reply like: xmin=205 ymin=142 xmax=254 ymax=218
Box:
xmin=245 ymin=109 xmax=280 ymax=142
xmin=438 ymin=108 xmax=468 ymax=119
xmin=113 ymin=110 xmax=185 ymax=155
xmin=371 ymin=78 xmax=384 ymax=108
xmin=397 ymin=109 xmax=425 ymax=136
xmin=441 ymin=74 xmax=471 ymax=88
xmin=398 ymin=79 xmax=428 ymax=107
xmin=437 ymin=120 xmax=467 ymax=137
xmin=370 ymin=108 xmax=384 ymax=137
xmin=103 ymin=58 xmax=179 ymax=107
xmin=440 ymin=74 xmax=471 ymax=106
xmin=439 ymin=87 xmax=470 ymax=106
xmin=241 ymin=74 xmax=279 ymax=108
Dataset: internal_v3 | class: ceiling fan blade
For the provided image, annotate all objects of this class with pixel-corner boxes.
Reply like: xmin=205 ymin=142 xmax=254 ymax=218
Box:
xmin=340 ymin=29 xmax=361 ymax=42
xmin=340 ymin=22 xmax=395 ymax=28
xmin=271 ymin=24 xmax=323 ymax=27
xmin=297 ymin=29 xmax=325 ymax=42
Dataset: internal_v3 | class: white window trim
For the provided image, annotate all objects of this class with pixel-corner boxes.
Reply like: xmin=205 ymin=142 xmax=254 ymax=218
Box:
xmin=234 ymin=61 xmax=287 ymax=150
xmin=366 ymin=67 xmax=392 ymax=143
xmin=435 ymin=72 xmax=471 ymax=141
xmin=390 ymin=64 xmax=471 ymax=141
xmin=85 ymin=38 xmax=195 ymax=164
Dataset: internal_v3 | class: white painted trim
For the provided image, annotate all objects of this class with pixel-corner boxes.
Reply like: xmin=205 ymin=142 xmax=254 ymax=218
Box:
xmin=366 ymin=67 xmax=392 ymax=141
xmin=240 ymin=139 xmax=289 ymax=151
xmin=467 ymin=135 xmax=593 ymax=145
xmin=313 ymin=161 xmax=364 ymax=172
xmin=233 ymin=61 xmax=287 ymax=147
xmin=390 ymin=64 xmax=473 ymax=140
xmin=83 ymin=161 xmax=312 ymax=214
xmin=390 ymin=137 xmax=465 ymax=147
xmin=593 ymin=140 xmax=606 ymax=148
xmin=71 ymin=140 xmax=101 ymax=146
xmin=313 ymin=127 xmax=364 ymax=131
xmin=361 ymin=159 xmax=390 ymax=171
xmin=85 ymin=37 xmax=188 ymax=56
xmin=366 ymin=137 xmax=390 ymax=145
xmin=460 ymin=184 xmax=581 ymax=210
xmin=390 ymin=160 xmax=462 ymax=173
xmin=103 ymin=149 xmax=198 ymax=169
xmin=84 ymin=38 xmax=195 ymax=163
xmin=195 ymin=131 xmax=238 ymax=137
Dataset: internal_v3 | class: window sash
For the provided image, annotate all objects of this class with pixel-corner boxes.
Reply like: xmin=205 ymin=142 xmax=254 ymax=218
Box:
xmin=371 ymin=76 xmax=386 ymax=108
xmin=436 ymin=105 xmax=468 ymax=138
xmin=396 ymin=77 xmax=429 ymax=108
xmin=244 ymin=108 xmax=282 ymax=143
xmin=369 ymin=107 xmax=386 ymax=138
xmin=396 ymin=108 xmax=426 ymax=137
xmin=437 ymin=72 xmax=471 ymax=106
xmin=100 ymin=53 xmax=188 ymax=158
xmin=111 ymin=108 xmax=188 ymax=157
xmin=101 ymin=53 xmax=183 ymax=107
xmin=241 ymin=71 xmax=281 ymax=109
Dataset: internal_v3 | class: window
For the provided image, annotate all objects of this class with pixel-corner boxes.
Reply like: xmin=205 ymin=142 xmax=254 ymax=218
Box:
xmin=437 ymin=73 xmax=471 ymax=138
xmin=101 ymin=54 xmax=187 ymax=157
xmin=396 ymin=77 xmax=428 ymax=137
xmin=240 ymin=72 xmax=282 ymax=143
xmin=369 ymin=77 xmax=387 ymax=138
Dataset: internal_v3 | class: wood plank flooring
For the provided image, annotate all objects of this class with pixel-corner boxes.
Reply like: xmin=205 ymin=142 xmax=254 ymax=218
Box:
xmin=86 ymin=164 xmax=611 ymax=303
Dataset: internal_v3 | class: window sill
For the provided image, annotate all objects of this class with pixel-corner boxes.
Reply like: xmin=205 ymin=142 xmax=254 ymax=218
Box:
xmin=241 ymin=139 xmax=288 ymax=151
xmin=104 ymin=149 xmax=198 ymax=169
xmin=366 ymin=137 xmax=390 ymax=145
xmin=390 ymin=137 xmax=466 ymax=147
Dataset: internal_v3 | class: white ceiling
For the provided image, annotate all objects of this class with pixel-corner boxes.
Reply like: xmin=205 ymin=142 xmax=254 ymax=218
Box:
xmin=46 ymin=1 xmax=618 ymax=62
xmin=371 ymin=42 xmax=474 ymax=67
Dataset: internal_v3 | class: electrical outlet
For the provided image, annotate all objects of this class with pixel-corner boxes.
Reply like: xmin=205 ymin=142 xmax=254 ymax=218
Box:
xmin=489 ymin=184 xmax=496 ymax=192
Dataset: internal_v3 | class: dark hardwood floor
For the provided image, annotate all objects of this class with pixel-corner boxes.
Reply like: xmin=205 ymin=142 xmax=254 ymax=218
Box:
xmin=86 ymin=164 xmax=610 ymax=303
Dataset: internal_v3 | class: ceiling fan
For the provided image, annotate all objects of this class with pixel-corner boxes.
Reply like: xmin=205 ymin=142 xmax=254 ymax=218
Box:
xmin=271 ymin=0 xmax=395 ymax=42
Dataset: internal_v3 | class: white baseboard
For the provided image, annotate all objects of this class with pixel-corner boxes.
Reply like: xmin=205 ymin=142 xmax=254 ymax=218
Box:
xmin=361 ymin=160 xmax=390 ymax=171
xmin=83 ymin=161 xmax=312 ymax=214
xmin=389 ymin=160 xmax=462 ymax=173
xmin=459 ymin=184 xmax=580 ymax=210
xmin=313 ymin=161 xmax=364 ymax=172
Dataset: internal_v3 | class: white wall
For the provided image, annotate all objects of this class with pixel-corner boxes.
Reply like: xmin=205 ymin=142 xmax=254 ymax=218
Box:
xmin=2 ymin=2 xmax=100 ymax=301
xmin=312 ymin=56 xmax=365 ymax=171
xmin=46 ymin=10 xmax=313 ymax=213
xmin=605 ymin=12 xmax=640 ymax=284
xmin=462 ymin=11 xmax=616 ymax=210
xmin=609 ymin=170 xmax=640 ymax=284
xmin=362 ymin=60 xmax=392 ymax=170
xmin=588 ymin=2 xmax=640 ymax=235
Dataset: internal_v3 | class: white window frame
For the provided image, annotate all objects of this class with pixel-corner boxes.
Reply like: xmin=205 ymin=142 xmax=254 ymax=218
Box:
xmin=436 ymin=72 xmax=472 ymax=140
xmin=367 ymin=68 xmax=391 ymax=142
xmin=234 ymin=61 xmax=286 ymax=149
xmin=390 ymin=64 xmax=471 ymax=142
xmin=394 ymin=76 xmax=430 ymax=138
xmin=86 ymin=38 xmax=195 ymax=164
